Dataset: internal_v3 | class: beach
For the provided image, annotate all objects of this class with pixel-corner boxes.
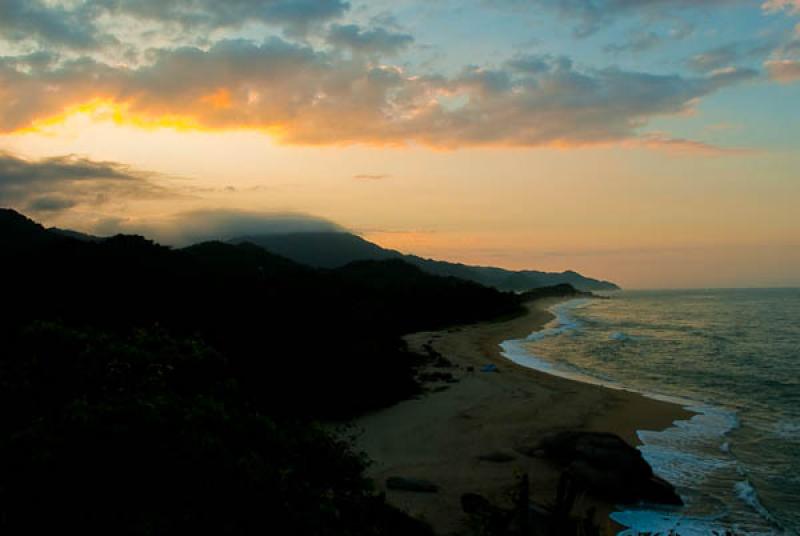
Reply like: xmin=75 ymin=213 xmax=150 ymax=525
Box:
xmin=353 ymin=298 xmax=693 ymax=535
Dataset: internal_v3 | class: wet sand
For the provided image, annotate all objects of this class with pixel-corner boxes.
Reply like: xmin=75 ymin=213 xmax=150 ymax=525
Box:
xmin=353 ymin=298 xmax=693 ymax=535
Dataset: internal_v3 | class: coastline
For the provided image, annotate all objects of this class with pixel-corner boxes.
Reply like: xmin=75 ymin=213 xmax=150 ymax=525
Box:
xmin=353 ymin=297 xmax=694 ymax=535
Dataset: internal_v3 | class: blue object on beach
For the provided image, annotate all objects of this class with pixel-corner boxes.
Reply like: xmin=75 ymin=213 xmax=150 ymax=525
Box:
xmin=480 ymin=364 xmax=498 ymax=373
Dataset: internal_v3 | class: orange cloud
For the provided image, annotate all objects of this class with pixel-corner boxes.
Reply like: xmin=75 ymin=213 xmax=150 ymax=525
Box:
xmin=762 ymin=0 xmax=800 ymax=14
xmin=0 ymin=40 xmax=756 ymax=150
xmin=634 ymin=133 xmax=751 ymax=155
xmin=200 ymin=89 xmax=234 ymax=110
xmin=765 ymin=59 xmax=800 ymax=82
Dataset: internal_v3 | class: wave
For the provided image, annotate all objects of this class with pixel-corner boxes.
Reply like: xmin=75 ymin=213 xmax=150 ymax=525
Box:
xmin=613 ymin=507 xmax=731 ymax=536
xmin=774 ymin=420 xmax=800 ymax=442
xmin=499 ymin=298 xmax=624 ymax=388
xmin=734 ymin=479 xmax=783 ymax=531
xmin=499 ymin=298 xmax=788 ymax=535
xmin=608 ymin=330 xmax=647 ymax=342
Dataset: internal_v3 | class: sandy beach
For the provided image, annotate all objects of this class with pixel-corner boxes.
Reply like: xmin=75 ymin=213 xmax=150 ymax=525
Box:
xmin=353 ymin=297 xmax=694 ymax=535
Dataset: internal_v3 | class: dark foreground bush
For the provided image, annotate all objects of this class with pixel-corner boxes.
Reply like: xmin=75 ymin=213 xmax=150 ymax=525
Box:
xmin=0 ymin=323 xmax=432 ymax=535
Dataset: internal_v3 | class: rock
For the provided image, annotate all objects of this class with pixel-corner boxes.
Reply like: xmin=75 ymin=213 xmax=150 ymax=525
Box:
xmin=460 ymin=493 xmax=494 ymax=514
xmin=386 ymin=477 xmax=439 ymax=493
xmin=477 ymin=451 xmax=516 ymax=463
xmin=460 ymin=493 xmax=512 ymax=534
xmin=530 ymin=431 xmax=682 ymax=505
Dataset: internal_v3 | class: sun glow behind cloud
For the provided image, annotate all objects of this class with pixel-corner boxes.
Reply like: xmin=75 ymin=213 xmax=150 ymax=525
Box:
xmin=20 ymin=100 xmax=204 ymax=134
xmin=0 ymin=0 xmax=799 ymax=287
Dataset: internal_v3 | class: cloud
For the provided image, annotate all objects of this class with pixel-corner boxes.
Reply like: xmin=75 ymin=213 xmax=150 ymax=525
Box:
xmin=0 ymin=152 xmax=170 ymax=213
xmin=26 ymin=195 xmax=79 ymax=212
xmin=687 ymin=41 xmax=774 ymax=73
xmin=0 ymin=0 xmax=105 ymax=49
xmin=762 ymin=0 xmax=800 ymax=14
xmin=327 ymin=24 xmax=413 ymax=55
xmin=765 ymin=59 xmax=800 ymax=81
xmin=89 ymin=0 xmax=350 ymax=33
xmin=0 ymin=38 xmax=758 ymax=150
xmin=487 ymin=0 xmax=746 ymax=37
xmin=104 ymin=209 xmax=344 ymax=245
xmin=604 ymin=31 xmax=663 ymax=54
xmin=353 ymin=174 xmax=390 ymax=180
xmin=0 ymin=0 xmax=350 ymax=50
xmin=636 ymin=133 xmax=752 ymax=155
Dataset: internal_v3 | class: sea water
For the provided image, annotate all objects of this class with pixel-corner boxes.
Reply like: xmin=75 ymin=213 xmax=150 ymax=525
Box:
xmin=500 ymin=289 xmax=800 ymax=535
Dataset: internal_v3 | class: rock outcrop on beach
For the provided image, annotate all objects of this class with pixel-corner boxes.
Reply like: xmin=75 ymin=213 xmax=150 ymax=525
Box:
xmin=457 ymin=433 xmax=682 ymax=535
xmin=527 ymin=431 xmax=683 ymax=506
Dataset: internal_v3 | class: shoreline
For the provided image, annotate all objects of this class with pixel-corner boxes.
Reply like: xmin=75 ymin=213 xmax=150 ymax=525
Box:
xmin=353 ymin=297 xmax=694 ymax=535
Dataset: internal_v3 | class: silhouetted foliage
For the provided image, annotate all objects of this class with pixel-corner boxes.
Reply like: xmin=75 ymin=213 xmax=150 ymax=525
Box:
xmin=1 ymin=208 xmax=524 ymax=417
xmin=0 ymin=322 xmax=432 ymax=535
xmin=0 ymin=208 xmax=587 ymax=534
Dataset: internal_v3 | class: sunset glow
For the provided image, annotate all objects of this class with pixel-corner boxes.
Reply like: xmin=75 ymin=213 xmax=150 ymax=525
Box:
xmin=1 ymin=0 xmax=799 ymax=288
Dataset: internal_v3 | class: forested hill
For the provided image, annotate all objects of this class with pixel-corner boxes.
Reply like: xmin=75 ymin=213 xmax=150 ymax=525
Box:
xmin=1 ymin=207 xmax=522 ymax=415
xmin=233 ymin=231 xmax=620 ymax=291
xmin=0 ymin=208 xmax=595 ymax=534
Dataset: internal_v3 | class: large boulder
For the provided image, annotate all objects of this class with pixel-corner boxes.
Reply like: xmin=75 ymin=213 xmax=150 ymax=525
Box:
xmin=531 ymin=431 xmax=682 ymax=505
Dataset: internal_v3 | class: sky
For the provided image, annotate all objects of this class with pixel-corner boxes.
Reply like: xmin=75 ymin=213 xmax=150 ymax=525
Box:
xmin=1 ymin=0 xmax=799 ymax=288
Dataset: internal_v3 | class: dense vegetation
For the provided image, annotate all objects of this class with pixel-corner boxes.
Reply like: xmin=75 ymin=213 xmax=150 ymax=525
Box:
xmin=2 ymin=210 xmax=522 ymax=416
xmin=1 ymin=323 xmax=434 ymax=535
xmin=1 ymin=208 xmax=533 ymax=534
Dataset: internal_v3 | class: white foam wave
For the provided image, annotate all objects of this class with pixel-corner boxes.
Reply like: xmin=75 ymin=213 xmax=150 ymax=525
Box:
xmin=774 ymin=420 xmax=800 ymax=442
xmin=498 ymin=299 xmax=784 ymax=535
xmin=734 ymin=479 xmax=781 ymax=530
xmin=499 ymin=298 xmax=626 ymax=389
xmin=613 ymin=507 xmax=730 ymax=536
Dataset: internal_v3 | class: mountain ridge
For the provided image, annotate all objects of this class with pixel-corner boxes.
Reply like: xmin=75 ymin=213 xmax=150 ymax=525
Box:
xmin=233 ymin=231 xmax=620 ymax=292
xmin=0 ymin=207 xmax=618 ymax=291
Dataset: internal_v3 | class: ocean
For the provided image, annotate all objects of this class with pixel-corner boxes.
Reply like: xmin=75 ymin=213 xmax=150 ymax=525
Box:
xmin=500 ymin=288 xmax=800 ymax=535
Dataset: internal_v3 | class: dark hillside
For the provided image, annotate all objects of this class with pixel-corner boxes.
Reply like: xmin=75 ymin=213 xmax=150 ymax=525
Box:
xmin=1 ymin=210 xmax=523 ymax=416
xmin=0 ymin=209 xmax=593 ymax=535
xmin=236 ymin=231 xmax=620 ymax=291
